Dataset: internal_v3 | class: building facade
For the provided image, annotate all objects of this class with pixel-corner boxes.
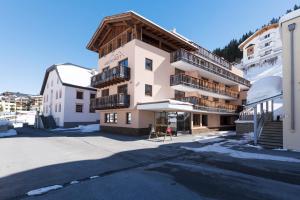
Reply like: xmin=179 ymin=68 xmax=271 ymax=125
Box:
xmin=88 ymin=11 xmax=250 ymax=135
xmin=0 ymin=97 xmax=16 ymax=113
xmin=30 ymin=95 xmax=43 ymax=112
xmin=280 ymin=9 xmax=300 ymax=151
xmin=40 ymin=63 xmax=99 ymax=127
xmin=15 ymin=96 xmax=31 ymax=111
xmin=238 ymin=24 xmax=282 ymax=71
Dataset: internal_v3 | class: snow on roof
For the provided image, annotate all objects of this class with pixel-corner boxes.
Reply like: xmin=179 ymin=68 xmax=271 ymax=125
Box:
xmin=279 ymin=9 xmax=300 ymax=24
xmin=55 ymin=63 xmax=97 ymax=89
xmin=247 ymin=76 xmax=282 ymax=105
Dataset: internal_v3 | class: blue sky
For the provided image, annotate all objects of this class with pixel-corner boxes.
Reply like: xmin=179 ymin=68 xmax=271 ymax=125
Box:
xmin=0 ymin=0 xmax=298 ymax=94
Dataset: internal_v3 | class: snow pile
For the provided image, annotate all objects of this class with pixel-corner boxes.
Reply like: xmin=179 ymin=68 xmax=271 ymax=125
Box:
xmin=247 ymin=76 xmax=282 ymax=105
xmin=27 ymin=185 xmax=63 ymax=196
xmin=194 ymin=131 xmax=236 ymax=144
xmin=16 ymin=112 xmax=36 ymax=125
xmin=79 ymin=124 xmax=100 ymax=133
xmin=244 ymin=60 xmax=282 ymax=83
xmin=0 ymin=129 xmax=17 ymax=137
xmin=51 ymin=124 xmax=100 ymax=133
xmin=182 ymin=133 xmax=300 ymax=163
xmin=0 ymin=120 xmax=12 ymax=126
xmin=182 ymin=143 xmax=300 ymax=162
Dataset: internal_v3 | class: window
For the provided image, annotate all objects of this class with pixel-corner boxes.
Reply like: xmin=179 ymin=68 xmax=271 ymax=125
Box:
xmin=242 ymin=99 xmax=247 ymax=106
xmin=119 ymin=58 xmax=128 ymax=68
xmin=264 ymin=34 xmax=270 ymax=39
xmin=175 ymin=90 xmax=185 ymax=99
xmin=213 ymin=98 xmax=219 ymax=102
xmin=90 ymin=93 xmax=96 ymax=99
xmin=202 ymin=95 xmax=208 ymax=100
xmin=90 ymin=93 xmax=96 ymax=113
xmin=117 ymin=38 xmax=122 ymax=48
xmin=56 ymin=91 xmax=58 ymax=99
xmin=101 ymin=89 xmax=109 ymax=97
xmin=59 ymin=90 xmax=62 ymax=98
xmin=202 ymin=115 xmax=208 ymax=126
xmin=117 ymin=84 xmax=128 ymax=94
xmin=145 ymin=58 xmax=153 ymax=71
xmin=58 ymin=103 xmax=61 ymax=112
xmin=55 ymin=104 xmax=57 ymax=112
xmin=193 ymin=114 xmax=201 ymax=126
xmin=145 ymin=84 xmax=152 ymax=96
xmin=102 ymin=66 xmax=109 ymax=72
xmin=126 ymin=112 xmax=132 ymax=124
xmin=264 ymin=50 xmax=272 ymax=56
xmin=105 ymin=113 xmax=117 ymax=123
xmin=265 ymin=42 xmax=270 ymax=47
xmin=76 ymin=91 xmax=83 ymax=99
xmin=76 ymin=104 xmax=83 ymax=113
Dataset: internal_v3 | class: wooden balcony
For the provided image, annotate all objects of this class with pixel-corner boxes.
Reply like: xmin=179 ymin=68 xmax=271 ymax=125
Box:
xmin=170 ymin=74 xmax=239 ymax=100
xmin=176 ymin=96 xmax=240 ymax=113
xmin=91 ymin=94 xmax=130 ymax=110
xmin=170 ymin=49 xmax=251 ymax=88
xmin=91 ymin=66 xmax=130 ymax=89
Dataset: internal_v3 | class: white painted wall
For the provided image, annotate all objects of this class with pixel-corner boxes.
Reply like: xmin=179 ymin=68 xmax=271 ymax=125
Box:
xmin=43 ymin=69 xmax=99 ymax=127
xmin=241 ymin=27 xmax=282 ymax=69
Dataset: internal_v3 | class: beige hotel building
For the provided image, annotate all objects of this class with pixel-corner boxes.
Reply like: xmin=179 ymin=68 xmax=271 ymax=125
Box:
xmin=88 ymin=11 xmax=250 ymax=135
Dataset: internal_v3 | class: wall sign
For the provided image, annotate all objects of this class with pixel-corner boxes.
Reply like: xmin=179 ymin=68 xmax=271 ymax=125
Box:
xmin=104 ymin=51 xmax=126 ymax=66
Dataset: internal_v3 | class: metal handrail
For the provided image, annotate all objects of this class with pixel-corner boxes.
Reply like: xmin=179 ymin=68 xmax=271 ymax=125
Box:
xmin=176 ymin=96 xmax=239 ymax=113
xmin=91 ymin=65 xmax=130 ymax=88
xmin=170 ymin=74 xmax=239 ymax=99
xmin=91 ymin=94 xmax=130 ymax=110
xmin=170 ymin=49 xmax=251 ymax=87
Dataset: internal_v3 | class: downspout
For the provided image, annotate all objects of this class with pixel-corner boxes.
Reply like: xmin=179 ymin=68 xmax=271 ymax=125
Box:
xmin=288 ymin=23 xmax=296 ymax=130
xmin=253 ymin=106 xmax=258 ymax=145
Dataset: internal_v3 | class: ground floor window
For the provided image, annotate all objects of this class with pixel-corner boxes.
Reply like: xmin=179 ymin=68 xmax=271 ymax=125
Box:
xmin=193 ymin=114 xmax=201 ymax=126
xmin=76 ymin=104 xmax=83 ymax=113
xmin=126 ymin=112 xmax=132 ymax=124
xmin=105 ymin=113 xmax=117 ymax=123
xmin=202 ymin=114 xmax=208 ymax=126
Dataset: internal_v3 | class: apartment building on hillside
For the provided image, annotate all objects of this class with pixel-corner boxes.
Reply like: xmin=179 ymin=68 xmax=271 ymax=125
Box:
xmin=238 ymin=23 xmax=282 ymax=71
xmin=88 ymin=11 xmax=250 ymax=135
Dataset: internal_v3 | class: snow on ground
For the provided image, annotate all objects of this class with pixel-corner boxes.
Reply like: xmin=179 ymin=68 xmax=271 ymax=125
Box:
xmin=27 ymin=185 xmax=63 ymax=196
xmin=247 ymin=76 xmax=282 ymax=105
xmin=0 ymin=129 xmax=17 ymax=137
xmin=0 ymin=120 xmax=12 ymax=126
xmin=183 ymin=132 xmax=300 ymax=163
xmin=193 ymin=131 xmax=235 ymax=143
xmin=51 ymin=124 xmax=100 ymax=133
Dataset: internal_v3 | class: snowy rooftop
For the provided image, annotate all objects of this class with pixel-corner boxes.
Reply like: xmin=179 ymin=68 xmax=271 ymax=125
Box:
xmin=40 ymin=63 xmax=97 ymax=95
xmin=56 ymin=64 xmax=97 ymax=89
xmin=279 ymin=9 xmax=300 ymax=24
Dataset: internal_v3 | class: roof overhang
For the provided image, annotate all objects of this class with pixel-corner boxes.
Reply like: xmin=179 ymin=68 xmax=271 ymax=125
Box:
xmin=86 ymin=11 xmax=198 ymax=53
xmin=239 ymin=23 xmax=279 ymax=50
xmin=137 ymin=99 xmax=194 ymax=112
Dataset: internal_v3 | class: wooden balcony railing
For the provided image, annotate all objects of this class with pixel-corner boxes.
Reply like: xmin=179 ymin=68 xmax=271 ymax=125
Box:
xmin=170 ymin=74 xmax=239 ymax=99
xmin=170 ymin=49 xmax=251 ymax=87
xmin=91 ymin=65 xmax=130 ymax=89
xmin=176 ymin=96 xmax=240 ymax=113
xmin=90 ymin=94 xmax=130 ymax=110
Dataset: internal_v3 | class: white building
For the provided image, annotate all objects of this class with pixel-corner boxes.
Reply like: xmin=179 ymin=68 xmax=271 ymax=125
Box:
xmin=238 ymin=24 xmax=282 ymax=72
xmin=40 ymin=63 xmax=99 ymax=127
xmin=0 ymin=96 xmax=16 ymax=113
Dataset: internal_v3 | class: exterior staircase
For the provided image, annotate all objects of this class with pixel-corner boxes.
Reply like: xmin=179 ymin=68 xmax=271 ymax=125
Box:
xmin=258 ymin=121 xmax=283 ymax=149
xmin=40 ymin=115 xmax=57 ymax=129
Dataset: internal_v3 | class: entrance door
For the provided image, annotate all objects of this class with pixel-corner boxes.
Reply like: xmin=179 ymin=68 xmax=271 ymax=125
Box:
xmin=176 ymin=112 xmax=191 ymax=134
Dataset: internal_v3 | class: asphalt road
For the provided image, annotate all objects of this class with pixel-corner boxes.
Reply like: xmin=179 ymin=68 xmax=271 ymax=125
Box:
xmin=1 ymin=128 xmax=300 ymax=200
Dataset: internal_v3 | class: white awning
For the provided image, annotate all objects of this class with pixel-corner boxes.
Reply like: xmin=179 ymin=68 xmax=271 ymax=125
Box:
xmin=137 ymin=99 xmax=194 ymax=112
